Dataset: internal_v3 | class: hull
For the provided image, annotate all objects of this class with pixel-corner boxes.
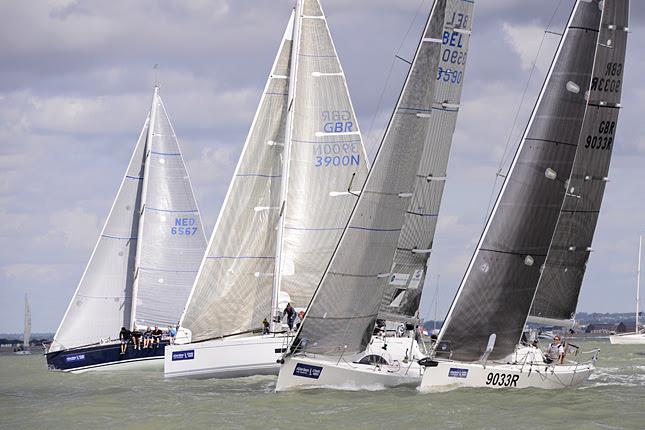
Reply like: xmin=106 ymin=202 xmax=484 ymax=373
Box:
xmin=46 ymin=341 xmax=168 ymax=373
xmin=164 ymin=334 xmax=292 ymax=379
xmin=609 ymin=333 xmax=645 ymax=345
xmin=419 ymin=358 xmax=594 ymax=392
xmin=275 ymin=355 xmax=423 ymax=392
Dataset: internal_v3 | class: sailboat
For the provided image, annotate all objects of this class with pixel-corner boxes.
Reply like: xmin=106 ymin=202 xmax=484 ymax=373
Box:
xmin=419 ymin=0 xmax=629 ymax=391
xmin=164 ymin=0 xmax=369 ymax=379
xmin=276 ymin=0 xmax=474 ymax=391
xmin=46 ymin=86 xmax=207 ymax=373
xmin=15 ymin=294 xmax=31 ymax=355
xmin=610 ymin=236 xmax=644 ymax=344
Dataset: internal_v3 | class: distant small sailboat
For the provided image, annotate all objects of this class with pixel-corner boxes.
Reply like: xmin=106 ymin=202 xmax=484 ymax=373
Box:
xmin=164 ymin=0 xmax=370 ymax=379
xmin=419 ymin=0 xmax=629 ymax=392
xmin=610 ymin=236 xmax=645 ymax=344
xmin=276 ymin=0 xmax=475 ymax=391
xmin=15 ymin=294 xmax=31 ymax=355
xmin=46 ymin=86 xmax=207 ymax=372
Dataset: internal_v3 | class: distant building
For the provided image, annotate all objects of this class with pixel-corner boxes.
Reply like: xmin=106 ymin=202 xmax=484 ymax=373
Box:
xmin=615 ymin=322 xmax=636 ymax=333
xmin=585 ymin=323 xmax=616 ymax=334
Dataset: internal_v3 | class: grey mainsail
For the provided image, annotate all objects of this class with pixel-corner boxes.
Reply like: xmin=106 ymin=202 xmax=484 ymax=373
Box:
xmin=437 ymin=0 xmax=626 ymax=362
xmin=131 ymin=89 xmax=207 ymax=328
xmin=274 ymin=0 xmax=370 ymax=311
xmin=380 ymin=0 xmax=475 ymax=322
xmin=293 ymin=0 xmax=447 ymax=357
xmin=52 ymin=117 xmax=148 ymax=351
xmin=529 ymin=0 xmax=629 ymax=327
xmin=180 ymin=13 xmax=294 ymax=341
xmin=24 ymin=293 xmax=31 ymax=350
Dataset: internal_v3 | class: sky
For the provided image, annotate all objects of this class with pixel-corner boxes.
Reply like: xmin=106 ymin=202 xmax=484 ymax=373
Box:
xmin=1 ymin=0 xmax=644 ymax=333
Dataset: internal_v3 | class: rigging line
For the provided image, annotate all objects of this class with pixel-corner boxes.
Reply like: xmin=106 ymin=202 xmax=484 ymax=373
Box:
xmin=483 ymin=0 xmax=565 ymax=225
xmin=364 ymin=0 xmax=428 ymax=156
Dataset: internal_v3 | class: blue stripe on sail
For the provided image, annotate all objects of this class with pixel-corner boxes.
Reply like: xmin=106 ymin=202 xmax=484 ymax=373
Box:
xmin=292 ymin=138 xmax=362 ymax=145
xmin=407 ymin=211 xmax=438 ymax=217
xmin=207 ymin=256 xmax=275 ymax=260
xmin=102 ymin=234 xmax=137 ymax=240
xmin=348 ymin=226 xmax=402 ymax=232
xmin=265 ymin=92 xmax=289 ymax=96
xmin=284 ymin=226 xmax=344 ymax=231
xmin=462 ymin=0 xmax=475 ymax=4
xmin=146 ymin=207 xmax=198 ymax=213
xmin=150 ymin=151 xmax=181 ymax=156
xmin=139 ymin=267 xmax=199 ymax=273
xmin=126 ymin=175 xmax=144 ymax=180
xmin=236 ymin=173 xmax=281 ymax=178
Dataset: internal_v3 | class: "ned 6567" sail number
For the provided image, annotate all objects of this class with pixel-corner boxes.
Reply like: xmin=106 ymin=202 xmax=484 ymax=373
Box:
xmin=171 ymin=217 xmax=198 ymax=236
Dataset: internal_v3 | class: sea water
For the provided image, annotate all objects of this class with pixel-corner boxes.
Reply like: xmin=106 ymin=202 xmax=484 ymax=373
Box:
xmin=0 ymin=339 xmax=643 ymax=430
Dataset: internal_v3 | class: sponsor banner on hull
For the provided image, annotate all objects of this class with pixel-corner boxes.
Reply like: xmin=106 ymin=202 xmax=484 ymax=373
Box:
xmin=65 ymin=353 xmax=86 ymax=363
xmin=293 ymin=363 xmax=323 ymax=379
xmin=448 ymin=367 xmax=468 ymax=378
xmin=172 ymin=350 xmax=195 ymax=361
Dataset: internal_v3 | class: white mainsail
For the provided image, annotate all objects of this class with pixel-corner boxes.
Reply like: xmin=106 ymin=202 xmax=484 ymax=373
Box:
xmin=52 ymin=88 xmax=206 ymax=351
xmin=23 ymin=293 xmax=31 ymax=350
xmin=380 ymin=0 xmax=475 ymax=322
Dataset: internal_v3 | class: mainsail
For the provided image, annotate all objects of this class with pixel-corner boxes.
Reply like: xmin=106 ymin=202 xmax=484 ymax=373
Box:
xmin=131 ymin=89 xmax=207 ymax=328
xmin=438 ymin=0 xmax=627 ymax=362
xmin=294 ymin=0 xmax=447 ymax=356
xmin=529 ymin=0 xmax=629 ymax=327
xmin=53 ymin=88 xmax=205 ymax=351
xmin=380 ymin=0 xmax=475 ymax=322
xmin=275 ymin=0 xmax=369 ymax=310
xmin=180 ymin=13 xmax=294 ymax=341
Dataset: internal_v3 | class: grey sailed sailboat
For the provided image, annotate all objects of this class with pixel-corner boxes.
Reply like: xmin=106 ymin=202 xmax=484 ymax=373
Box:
xmin=164 ymin=0 xmax=369 ymax=379
xmin=276 ymin=0 xmax=475 ymax=391
xmin=47 ymin=86 xmax=207 ymax=373
xmin=420 ymin=0 xmax=629 ymax=391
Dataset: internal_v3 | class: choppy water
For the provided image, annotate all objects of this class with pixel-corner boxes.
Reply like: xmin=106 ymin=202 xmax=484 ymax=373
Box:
xmin=1 ymin=339 xmax=643 ymax=430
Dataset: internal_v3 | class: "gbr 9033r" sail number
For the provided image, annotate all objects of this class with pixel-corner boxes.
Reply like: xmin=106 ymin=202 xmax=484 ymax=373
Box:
xmin=584 ymin=120 xmax=615 ymax=151
xmin=485 ymin=372 xmax=520 ymax=387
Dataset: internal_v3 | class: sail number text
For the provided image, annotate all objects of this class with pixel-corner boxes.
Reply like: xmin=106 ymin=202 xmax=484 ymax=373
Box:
xmin=486 ymin=372 xmax=520 ymax=387
xmin=590 ymin=62 xmax=623 ymax=93
xmin=584 ymin=120 xmax=615 ymax=151
xmin=171 ymin=217 xmax=198 ymax=236
xmin=438 ymin=12 xmax=470 ymax=86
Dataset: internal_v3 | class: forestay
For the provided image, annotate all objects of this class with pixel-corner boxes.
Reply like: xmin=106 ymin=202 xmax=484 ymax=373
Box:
xmin=52 ymin=118 xmax=148 ymax=351
xmin=276 ymin=0 xmax=369 ymax=308
xmin=180 ymin=13 xmax=294 ymax=341
xmin=438 ymin=0 xmax=615 ymax=362
xmin=294 ymin=0 xmax=447 ymax=356
xmin=529 ymin=0 xmax=629 ymax=327
xmin=380 ymin=0 xmax=475 ymax=322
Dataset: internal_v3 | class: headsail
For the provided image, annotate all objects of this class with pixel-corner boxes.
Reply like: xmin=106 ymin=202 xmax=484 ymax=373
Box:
xmin=529 ymin=0 xmax=629 ymax=327
xmin=52 ymin=117 xmax=148 ymax=351
xmin=380 ymin=0 xmax=475 ymax=322
xmin=438 ymin=0 xmax=625 ymax=362
xmin=293 ymin=0 xmax=447 ymax=357
xmin=132 ymin=89 xmax=207 ymax=329
xmin=274 ymin=0 xmax=370 ymax=310
xmin=180 ymin=12 xmax=294 ymax=341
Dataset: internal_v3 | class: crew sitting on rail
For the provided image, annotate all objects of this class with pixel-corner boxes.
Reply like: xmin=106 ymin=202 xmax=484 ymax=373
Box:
xmin=151 ymin=326 xmax=163 ymax=348
xmin=131 ymin=327 xmax=142 ymax=350
xmin=544 ymin=335 xmax=565 ymax=364
xmin=119 ymin=327 xmax=131 ymax=355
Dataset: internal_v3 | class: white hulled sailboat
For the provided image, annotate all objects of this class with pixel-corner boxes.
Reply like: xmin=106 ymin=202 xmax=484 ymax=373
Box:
xmin=164 ymin=0 xmax=369 ymax=379
xmin=15 ymin=294 xmax=31 ymax=355
xmin=610 ymin=236 xmax=645 ymax=344
xmin=47 ymin=86 xmax=207 ymax=373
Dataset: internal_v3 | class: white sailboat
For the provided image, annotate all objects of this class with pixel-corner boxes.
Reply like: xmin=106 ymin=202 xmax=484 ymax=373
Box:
xmin=610 ymin=236 xmax=645 ymax=344
xmin=276 ymin=0 xmax=474 ymax=391
xmin=15 ymin=294 xmax=31 ymax=355
xmin=46 ymin=86 xmax=207 ymax=373
xmin=164 ymin=0 xmax=369 ymax=379
xmin=419 ymin=0 xmax=629 ymax=392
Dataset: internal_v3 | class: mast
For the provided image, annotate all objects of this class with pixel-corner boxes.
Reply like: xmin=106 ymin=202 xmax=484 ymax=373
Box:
xmin=130 ymin=85 xmax=159 ymax=330
xmin=24 ymin=293 xmax=30 ymax=349
xmin=270 ymin=2 xmax=302 ymax=332
xmin=637 ymin=235 xmax=641 ymax=332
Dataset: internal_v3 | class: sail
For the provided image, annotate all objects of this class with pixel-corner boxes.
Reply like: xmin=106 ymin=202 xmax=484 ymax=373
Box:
xmin=274 ymin=0 xmax=370 ymax=310
xmin=52 ymin=118 xmax=148 ymax=351
xmin=132 ymin=91 xmax=207 ymax=329
xmin=24 ymin=294 xmax=31 ymax=349
xmin=380 ymin=0 xmax=475 ymax=322
xmin=180 ymin=13 xmax=294 ymax=341
xmin=438 ymin=0 xmax=615 ymax=362
xmin=294 ymin=0 xmax=447 ymax=356
xmin=529 ymin=0 xmax=629 ymax=326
